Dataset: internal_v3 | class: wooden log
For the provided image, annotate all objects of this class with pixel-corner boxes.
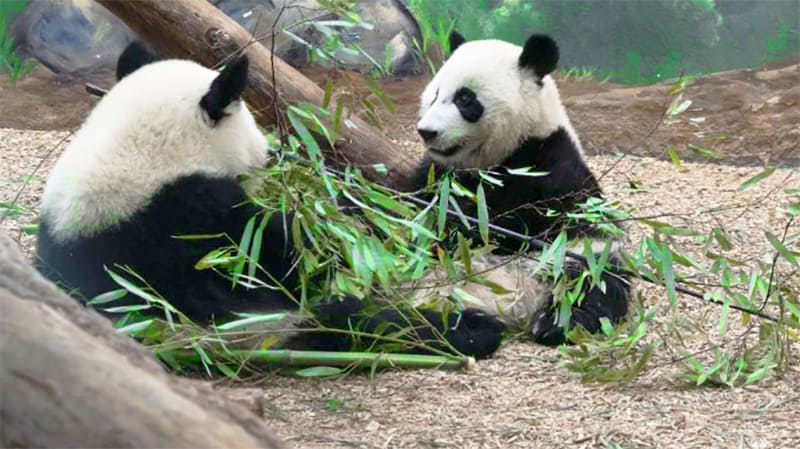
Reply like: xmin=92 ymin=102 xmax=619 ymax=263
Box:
xmin=96 ymin=0 xmax=417 ymax=188
xmin=0 ymin=231 xmax=284 ymax=449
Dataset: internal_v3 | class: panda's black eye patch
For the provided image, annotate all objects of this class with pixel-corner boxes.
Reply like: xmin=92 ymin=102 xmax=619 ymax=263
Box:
xmin=453 ymin=87 xmax=483 ymax=123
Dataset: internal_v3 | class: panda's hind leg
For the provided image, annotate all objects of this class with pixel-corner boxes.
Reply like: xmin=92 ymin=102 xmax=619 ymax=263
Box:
xmin=530 ymin=257 xmax=630 ymax=346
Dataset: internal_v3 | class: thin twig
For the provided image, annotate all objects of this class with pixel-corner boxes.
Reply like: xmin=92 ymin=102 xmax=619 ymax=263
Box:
xmin=759 ymin=214 xmax=796 ymax=312
xmin=595 ymin=73 xmax=681 ymax=183
xmin=268 ymin=2 xmax=288 ymax=142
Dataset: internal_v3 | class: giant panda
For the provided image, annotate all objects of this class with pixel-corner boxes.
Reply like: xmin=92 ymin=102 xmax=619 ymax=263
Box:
xmin=35 ymin=42 xmax=504 ymax=358
xmin=407 ymin=32 xmax=630 ymax=346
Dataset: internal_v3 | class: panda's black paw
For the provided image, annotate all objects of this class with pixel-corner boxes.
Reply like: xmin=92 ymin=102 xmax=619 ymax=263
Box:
xmin=530 ymin=310 xmax=568 ymax=347
xmin=448 ymin=308 xmax=506 ymax=359
xmin=311 ymin=295 xmax=364 ymax=323
xmin=458 ymin=308 xmax=506 ymax=332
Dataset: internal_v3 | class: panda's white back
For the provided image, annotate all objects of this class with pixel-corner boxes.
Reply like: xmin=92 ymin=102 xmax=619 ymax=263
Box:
xmin=41 ymin=59 xmax=266 ymax=243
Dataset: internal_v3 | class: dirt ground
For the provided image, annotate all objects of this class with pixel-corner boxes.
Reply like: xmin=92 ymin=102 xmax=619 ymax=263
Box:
xmin=1 ymin=62 xmax=798 ymax=448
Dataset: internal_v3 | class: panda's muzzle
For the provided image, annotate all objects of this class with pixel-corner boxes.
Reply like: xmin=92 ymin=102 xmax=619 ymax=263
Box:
xmin=428 ymin=144 xmax=462 ymax=157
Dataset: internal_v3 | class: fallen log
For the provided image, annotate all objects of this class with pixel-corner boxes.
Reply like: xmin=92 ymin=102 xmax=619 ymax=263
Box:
xmin=97 ymin=0 xmax=417 ymax=188
xmin=0 ymin=231 xmax=283 ymax=449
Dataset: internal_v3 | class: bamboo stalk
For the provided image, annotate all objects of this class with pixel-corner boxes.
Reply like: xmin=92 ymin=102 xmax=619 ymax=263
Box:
xmin=232 ymin=349 xmax=475 ymax=371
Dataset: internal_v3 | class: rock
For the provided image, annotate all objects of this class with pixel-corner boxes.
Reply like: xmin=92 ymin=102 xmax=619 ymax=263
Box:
xmin=10 ymin=0 xmax=136 ymax=79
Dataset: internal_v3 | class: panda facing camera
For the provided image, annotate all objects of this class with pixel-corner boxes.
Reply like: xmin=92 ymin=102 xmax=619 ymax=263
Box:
xmin=408 ymin=32 xmax=631 ymax=345
xmin=35 ymin=42 xmax=505 ymax=359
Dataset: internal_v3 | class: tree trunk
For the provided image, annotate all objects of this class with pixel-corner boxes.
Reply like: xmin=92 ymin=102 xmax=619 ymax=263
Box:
xmin=0 ymin=231 xmax=284 ymax=449
xmin=96 ymin=0 xmax=417 ymax=188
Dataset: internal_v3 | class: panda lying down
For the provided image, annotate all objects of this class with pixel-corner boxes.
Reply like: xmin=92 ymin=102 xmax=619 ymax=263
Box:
xmin=35 ymin=33 xmax=629 ymax=359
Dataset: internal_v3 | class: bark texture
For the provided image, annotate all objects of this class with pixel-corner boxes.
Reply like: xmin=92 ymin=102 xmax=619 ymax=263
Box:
xmin=0 ymin=231 xmax=283 ymax=449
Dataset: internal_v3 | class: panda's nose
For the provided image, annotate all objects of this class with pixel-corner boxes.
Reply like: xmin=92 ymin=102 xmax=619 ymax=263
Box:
xmin=417 ymin=128 xmax=439 ymax=143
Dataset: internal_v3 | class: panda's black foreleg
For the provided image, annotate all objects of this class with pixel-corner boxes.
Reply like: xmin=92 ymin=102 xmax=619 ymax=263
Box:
xmin=530 ymin=258 xmax=630 ymax=346
xmin=286 ymin=296 xmax=506 ymax=359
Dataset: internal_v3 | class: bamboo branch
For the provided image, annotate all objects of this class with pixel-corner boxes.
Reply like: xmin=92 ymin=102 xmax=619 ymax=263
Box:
xmin=232 ymin=349 xmax=474 ymax=371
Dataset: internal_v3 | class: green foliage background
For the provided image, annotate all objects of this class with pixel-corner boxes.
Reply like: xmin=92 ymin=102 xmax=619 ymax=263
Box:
xmin=0 ymin=0 xmax=36 ymax=82
xmin=407 ymin=0 xmax=800 ymax=84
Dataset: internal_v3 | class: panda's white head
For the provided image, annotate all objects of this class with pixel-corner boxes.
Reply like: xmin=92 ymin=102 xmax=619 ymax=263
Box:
xmin=41 ymin=44 xmax=267 ymax=241
xmin=416 ymin=32 xmax=580 ymax=169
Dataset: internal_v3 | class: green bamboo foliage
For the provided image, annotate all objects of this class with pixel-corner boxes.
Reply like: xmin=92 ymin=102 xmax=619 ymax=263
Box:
xmin=87 ymin=71 xmax=798 ymax=386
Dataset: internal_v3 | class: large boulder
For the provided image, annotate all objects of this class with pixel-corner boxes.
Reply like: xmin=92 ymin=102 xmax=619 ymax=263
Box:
xmin=10 ymin=0 xmax=136 ymax=78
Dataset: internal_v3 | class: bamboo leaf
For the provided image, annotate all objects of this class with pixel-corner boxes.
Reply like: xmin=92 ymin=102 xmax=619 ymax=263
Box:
xmin=87 ymin=289 xmax=128 ymax=305
xmin=457 ymin=232 xmax=472 ymax=276
xmin=116 ymin=319 xmax=153 ymax=335
xmin=437 ymin=177 xmax=451 ymax=236
xmin=248 ymin=213 xmax=272 ymax=280
xmin=712 ymin=228 xmax=732 ymax=251
xmin=295 ymin=366 xmax=344 ymax=378
xmin=288 ymin=109 xmax=322 ymax=158
xmin=667 ymin=98 xmax=692 ymax=117
xmin=233 ymin=215 xmax=257 ymax=284
xmin=172 ymin=233 xmax=226 ymax=240
xmin=333 ymin=97 xmax=344 ymax=135
xmin=450 ymin=179 xmax=476 ymax=200
xmin=549 ymin=232 xmax=568 ymax=277
xmin=687 ymin=144 xmax=718 ymax=158
xmin=477 ymin=183 xmax=489 ymax=245
xmin=765 ymin=230 xmax=798 ymax=266
xmin=366 ymin=189 xmax=413 ymax=216
xmin=105 ymin=268 xmax=159 ymax=304
xmin=425 ymin=163 xmax=436 ymax=187
xmin=453 ymin=288 xmax=485 ymax=307
xmin=214 ymin=312 xmax=288 ymax=331
xmin=322 ymin=78 xmax=333 ymax=109
xmin=719 ymin=300 xmax=730 ymax=336
xmin=478 ymin=171 xmax=503 ymax=186
xmin=599 ymin=317 xmax=614 ymax=336
xmin=745 ymin=366 xmax=771 ymax=384
xmin=103 ymin=304 xmax=151 ymax=313
xmin=667 ymin=147 xmax=683 ymax=169
xmin=738 ymin=166 xmax=775 ymax=191
xmin=191 ymin=341 xmax=214 ymax=377
xmin=505 ymin=167 xmax=549 ymax=177
xmin=195 ymin=248 xmax=239 ymax=270
xmin=448 ymin=196 xmax=472 ymax=229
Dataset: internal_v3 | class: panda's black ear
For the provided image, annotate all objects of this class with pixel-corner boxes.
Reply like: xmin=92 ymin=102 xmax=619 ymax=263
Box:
xmin=519 ymin=34 xmax=559 ymax=79
xmin=449 ymin=30 xmax=467 ymax=54
xmin=116 ymin=41 xmax=161 ymax=81
xmin=200 ymin=56 xmax=249 ymax=125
